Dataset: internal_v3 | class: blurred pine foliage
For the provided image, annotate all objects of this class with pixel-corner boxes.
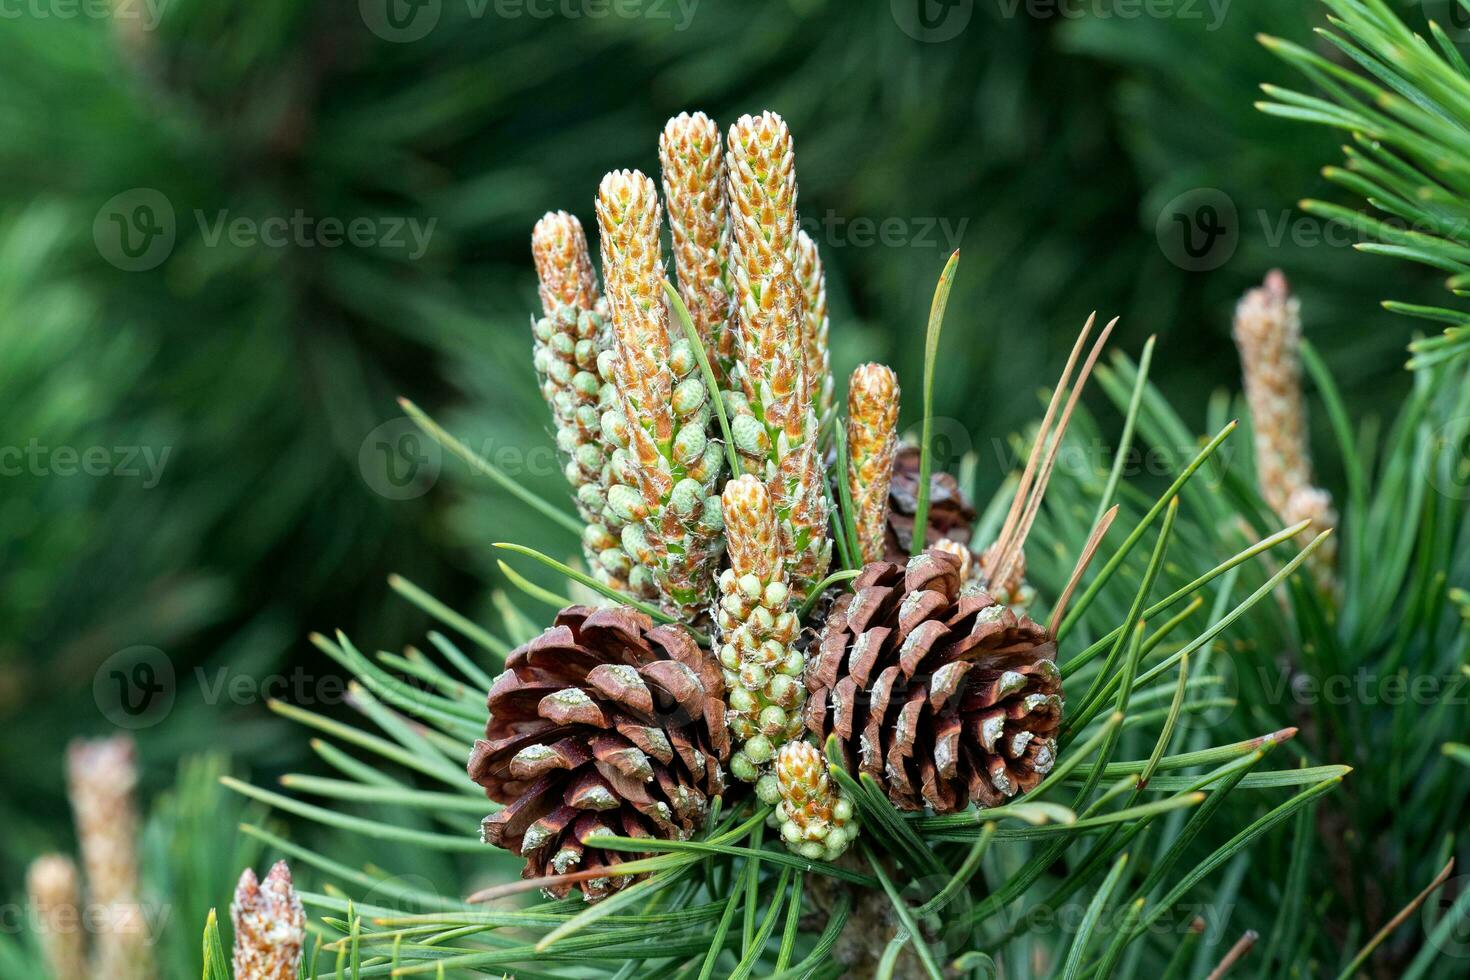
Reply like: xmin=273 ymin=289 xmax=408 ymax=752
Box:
xmin=0 ymin=0 xmax=1456 ymax=903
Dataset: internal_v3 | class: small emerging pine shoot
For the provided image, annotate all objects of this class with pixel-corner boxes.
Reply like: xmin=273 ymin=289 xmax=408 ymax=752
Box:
xmin=726 ymin=112 xmax=830 ymax=599
xmin=26 ymin=855 xmax=86 ymax=980
xmin=231 ymin=861 xmax=306 ymax=980
xmin=66 ymin=736 xmax=152 ymax=980
xmin=1233 ymin=270 xmax=1337 ymax=585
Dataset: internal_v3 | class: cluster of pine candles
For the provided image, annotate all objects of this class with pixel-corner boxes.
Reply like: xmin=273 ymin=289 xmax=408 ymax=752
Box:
xmin=478 ymin=108 xmax=1123 ymax=897
xmin=22 ymin=110 xmax=1354 ymax=980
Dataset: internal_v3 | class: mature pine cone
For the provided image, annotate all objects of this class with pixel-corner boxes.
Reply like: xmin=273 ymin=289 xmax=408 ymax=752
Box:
xmin=883 ymin=446 xmax=976 ymax=561
xmin=804 ymin=549 xmax=1061 ymax=813
xmin=468 ymin=606 xmax=729 ymax=901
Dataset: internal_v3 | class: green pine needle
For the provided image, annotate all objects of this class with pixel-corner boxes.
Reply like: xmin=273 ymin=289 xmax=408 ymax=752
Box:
xmin=398 ymin=397 xmax=583 ymax=536
xmin=910 ymin=249 xmax=960 ymax=557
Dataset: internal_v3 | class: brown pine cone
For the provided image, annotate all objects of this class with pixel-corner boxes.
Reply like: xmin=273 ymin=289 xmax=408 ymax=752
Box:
xmin=884 ymin=446 xmax=976 ymax=561
xmin=804 ymin=549 xmax=1061 ymax=813
xmin=468 ymin=606 xmax=729 ymax=901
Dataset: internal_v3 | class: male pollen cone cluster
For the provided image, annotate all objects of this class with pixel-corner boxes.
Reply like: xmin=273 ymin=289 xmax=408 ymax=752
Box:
xmin=520 ymin=107 xmax=834 ymax=775
xmin=659 ymin=111 xmax=734 ymax=386
xmin=530 ymin=211 xmax=646 ymax=597
xmin=771 ymin=740 xmax=859 ymax=860
xmin=725 ymin=110 xmax=832 ymax=601
xmin=596 ymin=169 xmax=726 ymax=622
xmin=503 ymin=107 xmax=1078 ymax=889
xmin=717 ymin=474 xmax=807 ymax=784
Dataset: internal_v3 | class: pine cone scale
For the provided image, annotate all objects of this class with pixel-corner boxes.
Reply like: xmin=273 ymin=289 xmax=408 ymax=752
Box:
xmin=884 ymin=446 xmax=976 ymax=560
xmin=511 ymin=738 xmax=591 ymax=781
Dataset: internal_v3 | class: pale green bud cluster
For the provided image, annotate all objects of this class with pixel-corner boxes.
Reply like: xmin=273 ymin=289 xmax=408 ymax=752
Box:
xmin=716 ymin=566 xmax=804 ymax=782
xmin=531 ymin=303 xmax=641 ymax=593
xmin=765 ymin=740 xmax=859 ymax=861
xmin=601 ymin=336 xmax=725 ymax=613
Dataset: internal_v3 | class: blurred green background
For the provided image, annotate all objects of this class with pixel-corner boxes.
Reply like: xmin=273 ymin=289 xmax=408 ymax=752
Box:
xmin=0 ymin=0 xmax=1453 ymax=934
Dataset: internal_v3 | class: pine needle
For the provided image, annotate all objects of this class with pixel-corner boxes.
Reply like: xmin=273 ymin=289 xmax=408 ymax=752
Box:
xmin=398 ymin=397 xmax=583 ymax=536
xmin=910 ymin=249 xmax=960 ymax=557
xmin=1334 ymin=859 xmax=1456 ymax=980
